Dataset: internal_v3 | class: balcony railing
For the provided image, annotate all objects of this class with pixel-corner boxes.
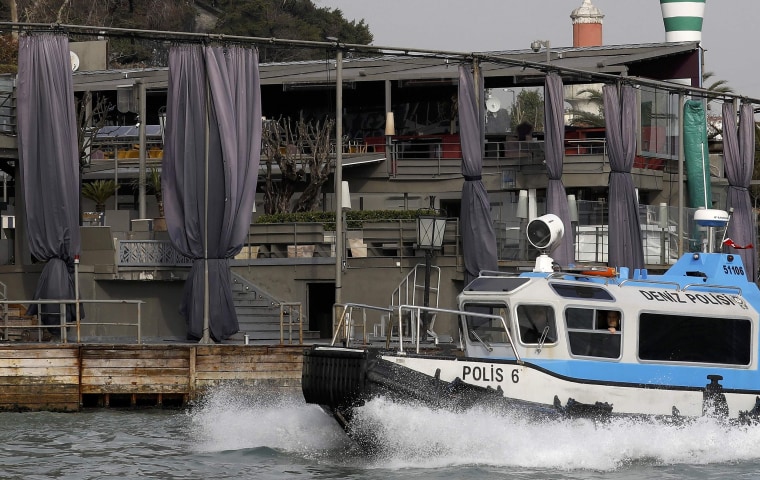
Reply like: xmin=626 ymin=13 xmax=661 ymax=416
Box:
xmin=116 ymin=219 xmax=461 ymax=267
xmin=496 ymin=202 xmax=750 ymax=266
xmin=113 ymin=202 xmax=751 ymax=271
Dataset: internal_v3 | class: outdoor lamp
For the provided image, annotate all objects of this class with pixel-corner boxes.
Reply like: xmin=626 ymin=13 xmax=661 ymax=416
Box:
xmin=385 ymin=112 xmax=395 ymax=136
xmin=417 ymin=213 xmax=446 ymax=250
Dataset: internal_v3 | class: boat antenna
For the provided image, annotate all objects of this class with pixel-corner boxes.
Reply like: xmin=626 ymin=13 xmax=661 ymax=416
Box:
xmin=719 ymin=208 xmax=734 ymax=251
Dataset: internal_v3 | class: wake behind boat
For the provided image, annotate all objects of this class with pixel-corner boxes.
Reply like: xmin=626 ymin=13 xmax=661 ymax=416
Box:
xmin=302 ymin=209 xmax=760 ymax=433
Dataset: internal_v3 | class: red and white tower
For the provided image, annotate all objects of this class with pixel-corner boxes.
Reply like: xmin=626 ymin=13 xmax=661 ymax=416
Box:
xmin=570 ymin=0 xmax=604 ymax=47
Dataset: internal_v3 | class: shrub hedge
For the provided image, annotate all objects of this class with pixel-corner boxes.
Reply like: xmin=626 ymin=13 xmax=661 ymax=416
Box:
xmin=255 ymin=209 xmax=440 ymax=230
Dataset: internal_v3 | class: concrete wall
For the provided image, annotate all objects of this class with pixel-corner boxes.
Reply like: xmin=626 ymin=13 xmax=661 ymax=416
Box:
xmin=231 ymin=256 xmax=465 ymax=339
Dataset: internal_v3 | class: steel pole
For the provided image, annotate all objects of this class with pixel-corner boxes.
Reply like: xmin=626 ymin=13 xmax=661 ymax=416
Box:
xmin=200 ymin=71 xmax=212 ymax=344
xmin=137 ymin=80 xmax=147 ymax=219
xmin=334 ymin=47 xmax=344 ymax=306
xmin=423 ymin=248 xmax=432 ymax=341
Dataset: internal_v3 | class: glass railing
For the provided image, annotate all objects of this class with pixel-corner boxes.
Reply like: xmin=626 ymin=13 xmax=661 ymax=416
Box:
xmin=496 ymin=201 xmax=752 ymax=266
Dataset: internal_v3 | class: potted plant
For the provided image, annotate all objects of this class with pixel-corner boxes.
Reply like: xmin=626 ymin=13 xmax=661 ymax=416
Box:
xmin=81 ymin=179 xmax=117 ymax=213
xmin=146 ymin=167 xmax=166 ymax=230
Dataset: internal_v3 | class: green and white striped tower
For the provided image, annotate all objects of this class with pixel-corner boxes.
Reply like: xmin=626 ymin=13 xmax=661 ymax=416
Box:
xmin=660 ymin=0 xmax=706 ymax=43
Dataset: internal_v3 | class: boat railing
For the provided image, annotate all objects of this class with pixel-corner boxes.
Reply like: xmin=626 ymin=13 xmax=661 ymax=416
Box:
xmin=477 ymin=270 xmax=519 ymax=278
xmin=682 ymin=283 xmax=743 ymax=295
xmin=617 ymin=279 xmax=744 ymax=295
xmin=0 ymin=299 xmax=144 ymax=344
xmin=391 ymin=264 xmax=440 ymax=312
xmin=547 ymin=272 xmax=615 ymax=285
xmin=617 ymin=278 xmax=682 ymax=290
xmin=396 ymin=304 xmax=522 ymax=362
xmin=331 ymin=302 xmax=393 ymax=347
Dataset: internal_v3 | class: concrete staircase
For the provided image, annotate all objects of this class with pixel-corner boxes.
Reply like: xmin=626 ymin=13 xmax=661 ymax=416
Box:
xmin=228 ymin=273 xmax=318 ymax=343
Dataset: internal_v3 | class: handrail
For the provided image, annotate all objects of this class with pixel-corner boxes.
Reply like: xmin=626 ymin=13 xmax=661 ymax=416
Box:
xmin=0 ymin=299 xmax=144 ymax=344
xmin=331 ymin=302 xmax=393 ymax=347
xmin=279 ymin=302 xmax=303 ymax=345
xmin=478 ymin=270 xmax=519 ymax=278
xmin=617 ymin=278 xmax=682 ymax=290
xmin=682 ymin=283 xmax=743 ymax=295
xmin=547 ymin=272 xmax=614 ymax=285
xmin=391 ymin=263 xmax=440 ymax=311
xmin=396 ymin=303 xmax=522 ymax=363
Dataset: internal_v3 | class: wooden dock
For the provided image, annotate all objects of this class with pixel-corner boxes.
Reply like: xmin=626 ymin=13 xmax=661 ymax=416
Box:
xmin=0 ymin=344 xmax=305 ymax=411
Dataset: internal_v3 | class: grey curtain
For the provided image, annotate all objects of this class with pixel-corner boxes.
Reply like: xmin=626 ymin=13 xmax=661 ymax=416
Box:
xmin=722 ymin=102 xmax=757 ymax=282
xmin=458 ymin=64 xmax=498 ymax=285
xmin=163 ymin=45 xmax=262 ymax=340
xmin=544 ymin=72 xmax=574 ymax=266
xmin=603 ymin=84 xmax=644 ymax=274
xmin=17 ymin=34 xmax=82 ymax=327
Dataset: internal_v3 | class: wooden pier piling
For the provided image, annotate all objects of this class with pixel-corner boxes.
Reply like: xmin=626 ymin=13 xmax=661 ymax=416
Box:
xmin=0 ymin=344 xmax=304 ymax=411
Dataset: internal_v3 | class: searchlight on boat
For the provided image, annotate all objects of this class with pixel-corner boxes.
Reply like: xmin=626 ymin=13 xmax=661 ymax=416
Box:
xmin=527 ymin=214 xmax=564 ymax=273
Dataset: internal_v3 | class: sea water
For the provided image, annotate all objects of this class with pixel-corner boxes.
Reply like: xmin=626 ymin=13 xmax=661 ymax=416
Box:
xmin=1 ymin=385 xmax=760 ymax=479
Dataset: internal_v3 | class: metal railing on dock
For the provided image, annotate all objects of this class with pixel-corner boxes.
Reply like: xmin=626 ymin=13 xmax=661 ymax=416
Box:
xmin=332 ymin=302 xmax=393 ymax=347
xmin=0 ymin=299 xmax=145 ymax=344
xmin=279 ymin=302 xmax=303 ymax=345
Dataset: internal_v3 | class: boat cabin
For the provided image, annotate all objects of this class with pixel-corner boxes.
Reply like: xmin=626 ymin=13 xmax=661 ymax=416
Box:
xmin=457 ymin=210 xmax=759 ymax=383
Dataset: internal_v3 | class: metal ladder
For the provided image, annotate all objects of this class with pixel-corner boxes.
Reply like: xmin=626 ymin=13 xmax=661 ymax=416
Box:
xmin=389 ymin=264 xmax=440 ymax=340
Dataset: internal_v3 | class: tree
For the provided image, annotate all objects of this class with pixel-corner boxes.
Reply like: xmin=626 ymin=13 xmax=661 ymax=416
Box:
xmin=5 ymin=1 xmax=372 ymax=66
xmin=75 ymin=92 xmax=112 ymax=172
xmin=510 ymin=89 xmax=544 ymax=134
xmin=567 ymin=88 xmax=605 ymax=128
xmin=146 ymin=166 xmax=163 ymax=218
xmin=81 ymin=179 xmax=116 ymax=212
xmin=214 ymin=0 xmax=373 ymax=62
xmin=11 ymin=0 xmax=197 ymax=67
xmin=703 ymin=71 xmax=734 ymax=140
xmin=0 ymin=34 xmax=18 ymax=74
xmin=260 ymin=116 xmax=335 ymax=214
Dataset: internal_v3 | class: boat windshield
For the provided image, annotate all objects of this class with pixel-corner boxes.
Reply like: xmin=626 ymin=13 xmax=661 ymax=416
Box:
xmin=462 ymin=304 xmax=511 ymax=344
xmin=516 ymin=305 xmax=558 ymax=344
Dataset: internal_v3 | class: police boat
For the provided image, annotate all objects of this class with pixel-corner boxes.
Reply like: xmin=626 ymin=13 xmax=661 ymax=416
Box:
xmin=302 ymin=209 xmax=760 ymax=431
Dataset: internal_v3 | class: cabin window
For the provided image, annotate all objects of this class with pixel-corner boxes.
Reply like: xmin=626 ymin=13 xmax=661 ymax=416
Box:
xmin=465 ymin=277 xmax=530 ymax=292
xmin=462 ymin=303 xmax=512 ymax=344
xmin=516 ymin=305 xmax=557 ymax=344
xmin=639 ymin=313 xmax=751 ymax=365
xmin=565 ymin=307 xmax=622 ymax=359
xmin=551 ymin=283 xmax=614 ymax=301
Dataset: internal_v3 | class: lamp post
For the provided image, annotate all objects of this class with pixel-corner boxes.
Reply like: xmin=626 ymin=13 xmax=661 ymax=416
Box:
xmin=505 ymin=88 xmax=516 ymax=108
xmin=385 ymin=111 xmax=395 ymax=175
xmin=328 ymin=37 xmax=345 ymax=306
xmin=505 ymin=88 xmax=516 ymax=133
xmin=517 ymin=189 xmax=528 ymax=260
xmin=417 ymin=207 xmax=446 ymax=341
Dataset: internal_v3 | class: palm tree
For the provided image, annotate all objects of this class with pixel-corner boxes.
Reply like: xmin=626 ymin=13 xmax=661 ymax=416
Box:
xmin=703 ymin=71 xmax=734 ymax=140
xmin=567 ymin=88 xmax=605 ymax=128
xmin=146 ymin=167 xmax=163 ymax=217
xmin=703 ymin=71 xmax=734 ymax=95
xmin=81 ymin=180 xmax=117 ymax=212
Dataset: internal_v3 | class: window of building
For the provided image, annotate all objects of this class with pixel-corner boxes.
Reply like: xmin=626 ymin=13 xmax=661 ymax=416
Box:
xmin=639 ymin=313 xmax=751 ymax=365
xmin=640 ymin=85 xmax=680 ymax=160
